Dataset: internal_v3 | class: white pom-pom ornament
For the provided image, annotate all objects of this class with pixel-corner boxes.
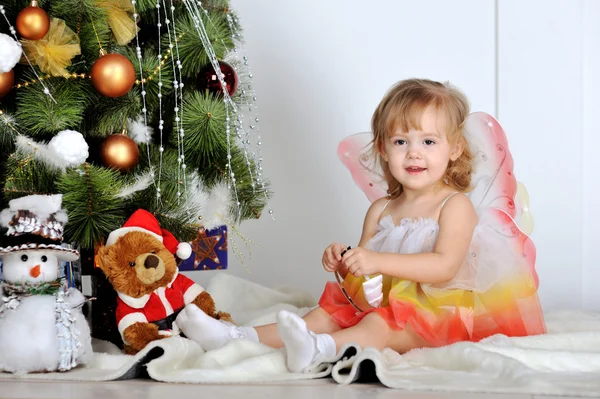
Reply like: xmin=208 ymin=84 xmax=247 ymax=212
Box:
xmin=0 ymin=33 xmax=22 ymax=73
xmin=48 ymin=130 xmax=89 ymax=167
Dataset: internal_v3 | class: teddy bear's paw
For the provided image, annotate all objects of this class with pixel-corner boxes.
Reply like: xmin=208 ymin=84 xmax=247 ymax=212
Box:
xmin=123 ymin=322 xmax=165 ymax=353
xmin=215 ymin=311 xmax=234 ymax=323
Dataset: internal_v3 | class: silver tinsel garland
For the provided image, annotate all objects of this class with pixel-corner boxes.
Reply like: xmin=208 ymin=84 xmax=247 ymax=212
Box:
xmin=55 ymin=289 xmax=82 ymax=371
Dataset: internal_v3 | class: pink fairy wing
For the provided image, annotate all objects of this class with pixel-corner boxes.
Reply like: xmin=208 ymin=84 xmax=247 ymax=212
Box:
xmin=513 ymin=182 xmax=534 ymax=236
xmin=339 ymin=114 xmax=520 ymax=210
xmin=336 ymin=114 xmax=539 ymax=288
xmin=465 ymin=112 xmax=538 ymax=288
xmin=464 ymin=112 xmax=517 ymax=217
xmin=481 ymin=208 xmax=539 ymax=288
xmin=337 ymin=132 xmax=387 ymax=203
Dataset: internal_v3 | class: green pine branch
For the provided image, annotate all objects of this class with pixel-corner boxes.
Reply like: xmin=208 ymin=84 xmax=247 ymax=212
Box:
xmin=83 ymin=89 xmax=142 ymax=137
xmin=133 ymin=45 xmax=174 ymax=114
xmin=2 ymin=152 xmax=61 ymax=200
xmin=77 ymin=16 xmax=111 ymax=64
xmin=129 ymin=0 xmax=156 ymax=14
xmin=0 ymin=1 xmax=32 ymax=20
xmin=57 ymin=163 xmax=126 ymax=248
xmin=201 ymin=0 xmax=234 ymax=17
xmin=179 ymin=90 xmax=227 ymax=166
xmin=235 ymin=184 xmax=271 ymax=221
xmin=225 ymin=146 xmax=271 ymax=221
xmin=79 ymin=45 xmax=173 ymax=137
xmin=133 ymin=146 xmax=199 ymax=241
xmin=227 ymin=9 xmax=242 ymax=33
xmin=176 ymin=87 xmax=272 ymax=221
xmin=0 ymin=112 xmax=17 ymax=156
xmin=191 ymin=142 xmax=270 ymax=222
xmin=49 ymin=0 xmax=107 ymax=24
xmin=15 ymin=77 xmax=92 ymax=138
xmin=174 ymin=13 xmax=233 ymax=78
xmin=46 ymin=0 xmax=111 ymax=69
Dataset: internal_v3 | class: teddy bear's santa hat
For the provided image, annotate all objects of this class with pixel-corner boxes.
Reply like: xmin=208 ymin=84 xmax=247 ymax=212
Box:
xmin=106 ymin=209 xmax=192 ymax=260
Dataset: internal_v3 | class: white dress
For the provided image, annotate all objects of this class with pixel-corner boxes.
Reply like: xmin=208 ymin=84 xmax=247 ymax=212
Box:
xmin=319 ymin=200 xmax=546 ymax=346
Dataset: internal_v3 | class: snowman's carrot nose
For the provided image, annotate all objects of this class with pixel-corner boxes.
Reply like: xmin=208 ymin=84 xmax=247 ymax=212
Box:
xmin=29 ymin=265 xmax=41 ymax=278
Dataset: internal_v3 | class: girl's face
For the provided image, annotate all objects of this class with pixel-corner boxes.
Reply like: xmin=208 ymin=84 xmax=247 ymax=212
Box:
xmin=380 ymin=106 xmax=462 ymax=193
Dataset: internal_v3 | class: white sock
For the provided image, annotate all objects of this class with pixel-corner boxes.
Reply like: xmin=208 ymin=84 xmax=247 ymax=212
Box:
xmin=276 ymin=310 xmax=337 ymax=373
xmin=175 ymin=304 xmax=258 ymax=351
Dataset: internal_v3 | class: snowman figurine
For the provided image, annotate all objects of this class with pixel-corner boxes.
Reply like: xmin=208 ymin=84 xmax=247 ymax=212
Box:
xmin=0 ymin=194 xmax=92 ymax=374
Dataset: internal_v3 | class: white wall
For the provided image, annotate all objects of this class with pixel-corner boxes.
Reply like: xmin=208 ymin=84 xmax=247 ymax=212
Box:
xmin=497 ymin=0 xmax=583 ymax=310
xmin=582 ymin=0 xmax=600 ymax=310
xmin=189 ymin=0 xmax=600 ymax=312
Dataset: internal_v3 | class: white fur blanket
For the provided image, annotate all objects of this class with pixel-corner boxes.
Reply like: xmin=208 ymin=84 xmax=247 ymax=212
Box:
xmin=2 ymin=274 xmax=600 ymax=396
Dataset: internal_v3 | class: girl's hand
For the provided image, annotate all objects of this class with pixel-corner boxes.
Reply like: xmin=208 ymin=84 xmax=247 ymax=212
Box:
xmin=322 ymin=242 xmax=346 ymax=272
xmin=342 ymin=247 xmax=379 ymax=277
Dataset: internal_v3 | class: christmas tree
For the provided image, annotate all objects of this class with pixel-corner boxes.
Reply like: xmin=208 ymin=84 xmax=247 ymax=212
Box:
xmin=0 ymin=0 xmax=271 ymax=251
xmin=0 ymin=0 xmax=271 ymax=347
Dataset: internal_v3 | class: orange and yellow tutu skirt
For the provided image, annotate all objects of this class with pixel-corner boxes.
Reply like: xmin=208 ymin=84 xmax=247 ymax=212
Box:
xmin=318 ymin=272 xmax=546 ymax=347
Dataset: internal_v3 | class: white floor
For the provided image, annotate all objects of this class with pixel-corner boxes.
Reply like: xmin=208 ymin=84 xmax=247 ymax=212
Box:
xmin=0 ymin=379 xmax=593 ymax=399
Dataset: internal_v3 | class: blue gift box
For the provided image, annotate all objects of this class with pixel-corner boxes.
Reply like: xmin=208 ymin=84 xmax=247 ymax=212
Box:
xmin=60 ymin=243 xmax=82 ymax=290
xmin=179 ymin=225 xmax=228 ymax=271
xmin=62 ymin=258 xmax=82 ymax=290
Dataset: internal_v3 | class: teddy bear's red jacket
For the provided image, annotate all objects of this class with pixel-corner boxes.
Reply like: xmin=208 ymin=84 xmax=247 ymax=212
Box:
xmin=115 ymin=271 xmax=205 ymax=343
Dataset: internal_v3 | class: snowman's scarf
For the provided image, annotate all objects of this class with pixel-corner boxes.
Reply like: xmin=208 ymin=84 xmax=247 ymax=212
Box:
xmin=1 ymin=279 xmax=63 ymax=297
xmin=0 ymin=279 xmax=62 ymax=315
xmin=0 ymin=280 xmax=83 ymax=371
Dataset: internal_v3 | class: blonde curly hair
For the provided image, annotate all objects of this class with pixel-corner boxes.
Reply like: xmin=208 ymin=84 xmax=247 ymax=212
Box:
xmin=371 ymin=78 xmax=473 ymax=199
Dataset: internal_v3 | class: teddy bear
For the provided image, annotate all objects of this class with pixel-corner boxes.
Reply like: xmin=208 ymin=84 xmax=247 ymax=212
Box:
xmin=95 ymin=209 xmax=231 ymax=355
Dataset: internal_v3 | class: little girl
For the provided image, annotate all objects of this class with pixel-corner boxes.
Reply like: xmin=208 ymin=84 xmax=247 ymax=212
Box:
xmin=176 ymin=78 xmax=546 ymax=372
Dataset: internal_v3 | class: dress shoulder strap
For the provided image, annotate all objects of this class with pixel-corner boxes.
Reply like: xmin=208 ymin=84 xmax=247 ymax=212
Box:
xmin=440 ymin=192 xmax=460 ymax=210
xmin=379 ymin=199 xmax=392 ymax=218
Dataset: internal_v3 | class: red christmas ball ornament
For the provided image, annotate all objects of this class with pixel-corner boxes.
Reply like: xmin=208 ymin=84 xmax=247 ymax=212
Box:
xmin=196 ymin=61 xmax=238 ymax=96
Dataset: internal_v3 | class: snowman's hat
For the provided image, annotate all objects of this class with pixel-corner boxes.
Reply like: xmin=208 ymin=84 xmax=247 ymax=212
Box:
xmin=0 ymin=194 xmax=79 ymax=261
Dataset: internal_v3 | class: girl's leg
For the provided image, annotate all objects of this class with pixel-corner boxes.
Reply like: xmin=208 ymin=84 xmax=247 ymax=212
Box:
xmin=386 ymin=322 xmax=434 ymax=353
xmin=331 ymin=313 xmax=433 ymax=353
xmin=278 ymin=311 xmax=433 ymax=372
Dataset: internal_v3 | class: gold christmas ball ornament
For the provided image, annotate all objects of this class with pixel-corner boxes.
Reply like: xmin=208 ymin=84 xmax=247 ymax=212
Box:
xmin=100 ymin=132 xmax=140 ymax=172
xmin=0 ymin=70 xmax=14 ymax=98
xmin=16 ymin=1 xmax=50 ymax=40
xmin=91 ymin=52 xmax=136 ymax=98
